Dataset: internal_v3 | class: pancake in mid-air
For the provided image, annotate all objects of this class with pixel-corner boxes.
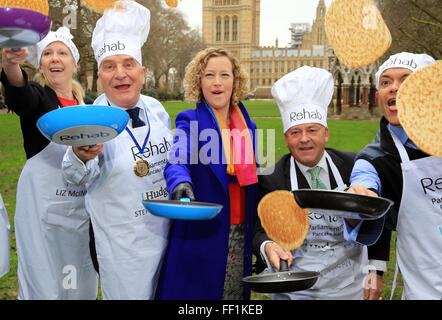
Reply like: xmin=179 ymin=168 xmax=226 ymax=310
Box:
xmin=325 ymin=0 xmax=391 ymax=68
xmin=258 ymin=190 xmax=309 ymax=251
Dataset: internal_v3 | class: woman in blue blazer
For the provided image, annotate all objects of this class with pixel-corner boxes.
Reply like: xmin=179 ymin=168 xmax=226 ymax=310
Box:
xmin=155 ymin=48 xmax=259 ymax=300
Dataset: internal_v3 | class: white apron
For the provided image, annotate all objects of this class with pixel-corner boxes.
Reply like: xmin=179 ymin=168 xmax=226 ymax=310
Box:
xmin=15 ymin=142 xmax=98 ymax=299
xmin=87 ymin=99 xmax=171 ymax=299
xmin=270 ymin=152 xmax=367 ymax=300
xmin=0 ymin=193 xmax=10 ymax=278
xmin=389 ymin=132 xmax=442 ymax=300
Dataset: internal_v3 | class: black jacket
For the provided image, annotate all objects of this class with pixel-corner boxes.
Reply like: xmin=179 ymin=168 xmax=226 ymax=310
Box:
xmin=1 ymin=69 xmax=63 ymax=159
xmin=253 ymin=149 xmax=357 ymax=272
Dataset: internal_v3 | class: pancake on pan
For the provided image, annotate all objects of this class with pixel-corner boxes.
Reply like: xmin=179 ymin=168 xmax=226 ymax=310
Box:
xmin=258 ymin=190 xmax=309 ymax=251
xmin=325 ymin=0 xmax=391 ymax=68
xmin=397 ymin=61 xmax=442 ymax=158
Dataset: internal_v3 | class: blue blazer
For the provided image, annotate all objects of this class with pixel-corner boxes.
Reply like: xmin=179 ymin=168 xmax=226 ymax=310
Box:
xmin=155 ymin=102 xmax=259 ymax=300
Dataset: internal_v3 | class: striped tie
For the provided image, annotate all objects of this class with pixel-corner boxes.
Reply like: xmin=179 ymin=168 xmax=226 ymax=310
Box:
xmin=307 ymin=166 xmax=327 ymax=190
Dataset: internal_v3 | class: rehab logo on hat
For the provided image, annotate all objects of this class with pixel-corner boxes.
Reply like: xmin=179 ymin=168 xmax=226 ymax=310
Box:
xmin=272 ymin=66 xmax=333 ymax=133
xmin=375 ymin=52 xmax=435 ymax=89
xmin=91 ymin=0 xmax=150 ymax=67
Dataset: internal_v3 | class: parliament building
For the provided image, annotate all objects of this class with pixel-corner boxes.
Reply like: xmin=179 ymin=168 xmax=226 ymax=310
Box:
xmin=202 ymin=0 xmax=380 ymax=113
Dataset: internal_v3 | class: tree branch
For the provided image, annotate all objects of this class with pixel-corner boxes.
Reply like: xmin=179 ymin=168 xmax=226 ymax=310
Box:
xmin=411 ymin=17 xmax=442 ymax=28
xmin=398 ymin=27 xmax=437 ymax=57
xmin=407 ymin=0 xmax=442 ymax=24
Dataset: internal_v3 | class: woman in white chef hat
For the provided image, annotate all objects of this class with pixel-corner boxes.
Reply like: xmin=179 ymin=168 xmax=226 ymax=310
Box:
xmin=62 ymin=0 xmax=172 ymax=299
xmin=1 ymin=27 xmax=98 ymax=299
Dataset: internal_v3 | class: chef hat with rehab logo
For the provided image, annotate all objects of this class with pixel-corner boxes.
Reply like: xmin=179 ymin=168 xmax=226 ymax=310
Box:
xmin=272 ymin=66 xmax=333 ymax=133
xmin=375 ymin=52 xmax=435 ymax=90
xmin=27 ymin=26 xmax=80 ymax=68
xmin=91 ymin=0 xmax=150 ymax=68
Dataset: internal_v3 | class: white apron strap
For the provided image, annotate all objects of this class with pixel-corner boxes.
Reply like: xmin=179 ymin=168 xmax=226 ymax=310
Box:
xmin=390 ymin=260 xmax=400 ymax=300
xmin=290 ymin=156 xmax=299 ymax=191
xmin=290 ymin=152 xmax=346 ymax=190
xmin=388 ymin=129 xmax=410 ymax=163
xmin=325 ymin=152 xmax=345 ymax=189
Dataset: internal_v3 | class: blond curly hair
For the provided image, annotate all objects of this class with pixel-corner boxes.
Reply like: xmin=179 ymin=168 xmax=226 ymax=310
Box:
xmin=183 ymin=47 xmax=249 ymax=107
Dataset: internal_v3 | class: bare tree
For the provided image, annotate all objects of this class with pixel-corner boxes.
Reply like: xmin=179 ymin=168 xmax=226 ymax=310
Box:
xmin=45 ymin=0 xmax=203 ymax=93
xmin=378 ymin=0 xmax=441 ymax=59
xmin=140 ymin=0 xmax=203 ymax=90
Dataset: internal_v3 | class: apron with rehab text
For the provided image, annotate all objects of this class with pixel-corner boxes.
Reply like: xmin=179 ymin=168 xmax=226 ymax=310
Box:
xmin=0 ymin=193 xmax=10 ymax=278
xmin=86 ymin=103 xmax=171 ymax=299
xmin=270 ymin=152 xmax=367 ymax=300
xmin=15 ymin=142 xmax=98 ymax=299
xmin=389 ymin=132 xmax=442 ymax=300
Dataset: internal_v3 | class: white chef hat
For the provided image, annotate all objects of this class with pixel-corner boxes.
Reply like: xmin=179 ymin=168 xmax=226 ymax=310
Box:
xmin=28 ymin=26 xmax=80 ymax=68
xmin=91 ymin=0 xmax=150 ymax=68
xmin=272 ymin=66 xmax=333 ymax=133
xmin=375 ymin=52 xmax=435 ymax=89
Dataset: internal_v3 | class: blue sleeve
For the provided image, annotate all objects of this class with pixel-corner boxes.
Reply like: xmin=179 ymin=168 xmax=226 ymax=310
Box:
xmin=350 ymin=159 xmax=382 ymax=196
xmin=344 ymin=159 xmax=385 ymax=246
xmin=164 ymin=111 xmax=196 ymax=196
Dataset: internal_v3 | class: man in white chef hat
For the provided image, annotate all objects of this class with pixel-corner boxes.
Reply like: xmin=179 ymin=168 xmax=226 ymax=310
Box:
xmin=62 ymin=0 xmax=172 ymax=300
xmin=347 ymin=52 xmax=440 ymax=300
xmin=253 ymin=66 xmax=369 ymax=300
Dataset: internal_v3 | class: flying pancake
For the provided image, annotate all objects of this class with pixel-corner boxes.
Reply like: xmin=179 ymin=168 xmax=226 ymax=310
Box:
xmin=0 ymin=0 xmax=49 ymax=15
xmin=258 ymin=190 xmax=309 ymax=251
xmin=325 ymin=0 xmax=391 ymax=68
xmin=165 ymin=0 xmax=180 ymax=8
xmin=80 ymin=0 xmax=119 ymax=13
xmin=396 ymin=61 xmax=442 ymax=158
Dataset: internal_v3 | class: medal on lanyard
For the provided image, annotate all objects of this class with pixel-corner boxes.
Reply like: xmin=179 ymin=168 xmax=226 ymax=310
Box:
xmin=108 ymin=101 xmax=151 ymax=177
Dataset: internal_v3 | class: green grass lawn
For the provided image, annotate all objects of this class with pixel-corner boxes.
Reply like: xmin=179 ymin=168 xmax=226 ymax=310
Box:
xmin=0 ymin=100 xmax=403 ymax=300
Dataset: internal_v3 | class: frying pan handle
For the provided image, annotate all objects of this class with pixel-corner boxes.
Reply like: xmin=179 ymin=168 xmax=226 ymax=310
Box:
xmin=280 ymin=259 xmax=289 ymax=272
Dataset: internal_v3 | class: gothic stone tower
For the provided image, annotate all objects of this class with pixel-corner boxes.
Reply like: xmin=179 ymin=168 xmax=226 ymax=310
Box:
xmin=202 ymin=0 xmax=260 ymax=76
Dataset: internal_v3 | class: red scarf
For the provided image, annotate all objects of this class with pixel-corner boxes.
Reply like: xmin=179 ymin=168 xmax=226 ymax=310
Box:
xmin=211 ymin=105 xmax=258 ymax=225
xmin=212 ymin=105 xmax=258 ymax=187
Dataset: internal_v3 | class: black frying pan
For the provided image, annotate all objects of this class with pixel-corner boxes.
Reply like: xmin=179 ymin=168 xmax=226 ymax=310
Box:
xmin=243 ymin=250 xmax=362 ymax=293
xmin=243 ymin=260 xmax=319 ymax=293
xmin=293 ymin=189 xmax=394 ymax=220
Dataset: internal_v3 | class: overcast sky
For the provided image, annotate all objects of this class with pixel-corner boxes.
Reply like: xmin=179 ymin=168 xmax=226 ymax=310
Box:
xmin=176 ymin=0 xmax=333 ymax=47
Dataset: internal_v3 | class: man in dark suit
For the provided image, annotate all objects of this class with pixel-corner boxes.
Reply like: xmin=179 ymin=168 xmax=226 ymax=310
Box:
xmin=252 ymin=66 xmax=369 ymax=300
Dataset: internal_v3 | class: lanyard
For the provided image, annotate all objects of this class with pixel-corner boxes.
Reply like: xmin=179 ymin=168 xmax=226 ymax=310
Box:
xmin=107 ymin=101 xmax=151 ymax=154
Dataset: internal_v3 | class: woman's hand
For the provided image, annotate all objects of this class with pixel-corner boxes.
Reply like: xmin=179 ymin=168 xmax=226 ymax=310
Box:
xmin=73 ymin=144 xmax=104 ymax=163
xmin=2 ymin=48 xmax=29 ymax=87
xmin=2 ymin=47 xmax=29 ymax=66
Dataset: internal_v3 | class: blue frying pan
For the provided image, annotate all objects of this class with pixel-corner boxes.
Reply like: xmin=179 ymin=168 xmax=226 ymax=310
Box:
xmin=142 ymin=198 xmax=223 ymax=220
xmin=37 ymin=105 xmax=129 ymax=146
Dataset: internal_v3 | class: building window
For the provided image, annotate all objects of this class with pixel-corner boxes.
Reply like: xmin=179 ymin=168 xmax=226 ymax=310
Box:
xmin=281 ymin=62 xmax=285 ymax=73
xmin=224 ymin=16 xmax=230 ymax=41
xmin=320 ymin=61 xmax=323 ymax=68
xmin=232 ymin=16 xmax=238 ymax=41
xmin=274 ymin=62 xmax=278 ymax=73
xmin=262 ymin=63 xmax=266 ymax=73
xmin=216 ymin=17 xmax=221 ymax=41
